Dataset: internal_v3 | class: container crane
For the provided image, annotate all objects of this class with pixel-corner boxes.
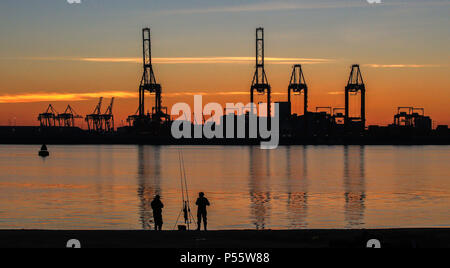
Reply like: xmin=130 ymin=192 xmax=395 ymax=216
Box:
xmin=86 ymin=97 xmax=103 ymax=132
xmin=38 ymin=105 xmax=58 ymax=127
xmin=101 ymin=97 xmax=115 ymax=133
xmin=57 ymin=105 xmax=83 ymax=127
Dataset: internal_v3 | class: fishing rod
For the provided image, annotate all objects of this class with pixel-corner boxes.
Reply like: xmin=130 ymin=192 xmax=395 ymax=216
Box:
xmin=173 ymin=149 xmax=196 ymax=230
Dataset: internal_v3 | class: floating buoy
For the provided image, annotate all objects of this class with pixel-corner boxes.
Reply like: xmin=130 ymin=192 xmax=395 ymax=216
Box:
xmin=39 ymin=144 xmax=49 ymax=157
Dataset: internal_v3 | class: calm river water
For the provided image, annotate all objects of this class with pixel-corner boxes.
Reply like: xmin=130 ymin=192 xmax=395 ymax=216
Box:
xmin=0 ymin=145 xmax=449 ymax=230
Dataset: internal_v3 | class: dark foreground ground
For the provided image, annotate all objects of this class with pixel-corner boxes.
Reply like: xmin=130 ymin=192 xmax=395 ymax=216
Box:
xmin=0 ymin=229 xmax=449 ymax=248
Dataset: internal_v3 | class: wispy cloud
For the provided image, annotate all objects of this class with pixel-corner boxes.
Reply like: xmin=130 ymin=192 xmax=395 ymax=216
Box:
xmin=327 ymin=91 xmax=344 ymax=95
xmin=366 ymin=64 xmax=441 ymax=68
xmin=160 ymin=1 xmax=370 ymax=15
xmin=160 ymin=0 xmax=450 ymax=15
xmin=0 ymin=91 xmax=136 ymax=104
xmin=22 ymin=56 xmax=333 ymax=65
xmin=164 ymin=91 xmax=285 ymax=97
xmin=0 ymin=90 xmax=286 ymax=104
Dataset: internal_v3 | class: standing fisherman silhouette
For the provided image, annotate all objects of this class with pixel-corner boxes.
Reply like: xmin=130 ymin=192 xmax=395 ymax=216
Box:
xmin=151 ymin=195 xmax=164 ymax=231
xmin=196 ymin=192 xmax=210 ymax=231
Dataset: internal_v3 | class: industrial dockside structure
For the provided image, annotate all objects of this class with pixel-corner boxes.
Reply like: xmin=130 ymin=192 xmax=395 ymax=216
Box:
xmin=0 ymin=27 xmax=449 ymax=145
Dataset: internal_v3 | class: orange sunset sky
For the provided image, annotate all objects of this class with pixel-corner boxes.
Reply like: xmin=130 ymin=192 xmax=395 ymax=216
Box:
xmin=0 ymin=0 xmax=449 ymax=128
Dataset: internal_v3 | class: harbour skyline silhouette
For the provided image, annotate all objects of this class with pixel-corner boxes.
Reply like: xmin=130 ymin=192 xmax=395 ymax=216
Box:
xmin=0 ymin=26 xmax=448 ymax=145
xmin=0 ymin=0 xmax=449 ymax=250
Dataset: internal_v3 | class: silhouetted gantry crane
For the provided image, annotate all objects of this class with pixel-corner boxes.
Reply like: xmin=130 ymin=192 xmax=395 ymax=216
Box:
xmin=38 ymin=105 xmax=58 ymax=127
xmin=86 ymin=97 xmax=103 ymax=132
xmin=288 ymin=64 xmax=308 ymax=116
xmin=345 ymin=64 xmax=366 ymax=132
xmin=139 ymin=28 xmax=161 ymax=118
xmin=86 ymin=97 xmax=115 ymax=133
xmin=57 ymin=105 xmax=83 ymax=127
xmin=38 ymin=104 xmax=83 ymax=128
xmin=333 ymin=108 xmax=346 ymax=125
xmin=251 ymin=28 xmax=271 ymax=117
xmin=393 ymin=107 xmax=432 ymax=131
xmin=128 ymin=27 xmax=170 ymax=129
xmin=101 ymin=97 xmax=115 ymax=133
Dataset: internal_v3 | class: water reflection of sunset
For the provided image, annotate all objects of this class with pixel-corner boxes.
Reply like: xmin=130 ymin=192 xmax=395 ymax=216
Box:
xmin=0 ymin=145 xmax=449 ymax=230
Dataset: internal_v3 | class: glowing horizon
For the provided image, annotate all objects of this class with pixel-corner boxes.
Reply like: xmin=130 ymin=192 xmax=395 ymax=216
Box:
xmin=0 ymin=0 xmax=449 ymax=127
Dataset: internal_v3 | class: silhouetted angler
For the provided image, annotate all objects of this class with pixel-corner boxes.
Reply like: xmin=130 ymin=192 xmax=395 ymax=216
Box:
xmin=39 ymin=144 xmax=49 ymax=157
xmin=196 ymin=192 xmax=210 ymax=231
xmin=151 ymin=195 xmax=164 ymax=231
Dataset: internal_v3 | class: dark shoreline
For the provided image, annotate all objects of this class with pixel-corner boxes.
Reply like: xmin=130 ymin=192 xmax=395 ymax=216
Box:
xmin=1 ymin=229 xmax=449 ymax=248
xmin=1 ymin=126 xmax=450 ymax=146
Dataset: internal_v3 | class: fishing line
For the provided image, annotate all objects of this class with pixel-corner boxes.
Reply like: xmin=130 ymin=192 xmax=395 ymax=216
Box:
xmin=173 ymin=148 xmax=195 ymax=230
